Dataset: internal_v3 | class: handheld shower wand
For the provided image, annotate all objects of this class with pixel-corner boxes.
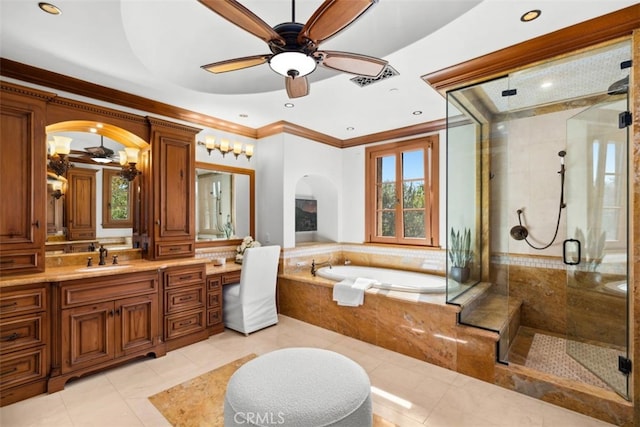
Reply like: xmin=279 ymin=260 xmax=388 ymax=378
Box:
xmin=509 ymin=150 xmax=567 ymax=250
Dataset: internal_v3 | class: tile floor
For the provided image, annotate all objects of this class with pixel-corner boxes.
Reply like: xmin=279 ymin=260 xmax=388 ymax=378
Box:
xmin=1 ymin=315 xmax=615 ymax=427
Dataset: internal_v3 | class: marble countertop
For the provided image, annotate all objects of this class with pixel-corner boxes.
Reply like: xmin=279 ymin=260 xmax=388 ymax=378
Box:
xmin=1 ymin=258 xmax=241 ymax=288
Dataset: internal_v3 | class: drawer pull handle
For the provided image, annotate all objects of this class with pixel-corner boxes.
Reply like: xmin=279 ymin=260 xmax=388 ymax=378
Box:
xmin=179 ymin=275 xmax=193 ymax=280
xmin=178 ymin=296 xmax=193 ymax=302
xmin=0 ymin=332 xmax=21 ymax=342
xmin=178 ymin=321 xmax=192 ymax=327
xmin=0 ymin=367 xmax=18 ymax=376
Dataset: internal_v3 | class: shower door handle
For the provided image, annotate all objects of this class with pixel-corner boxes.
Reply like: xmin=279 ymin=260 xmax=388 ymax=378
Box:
xmin=563 ymin=239 xmax=581 ymax=265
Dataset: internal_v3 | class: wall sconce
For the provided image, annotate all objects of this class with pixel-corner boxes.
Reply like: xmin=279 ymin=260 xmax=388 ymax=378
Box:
xmin=50 ymin=180 xmax=64 ymax=199
xmin=48 ymin=135 xmax=73 ymax=176
xmin=118 ymin=147 xmax=141 ymax=181
xmin=198 ymin=136 xmax=253 ymax=160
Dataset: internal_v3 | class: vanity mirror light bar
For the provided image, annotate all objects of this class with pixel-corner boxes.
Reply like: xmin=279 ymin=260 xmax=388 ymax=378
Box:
xmin=198 ymin=136 xmax=254 ymax=160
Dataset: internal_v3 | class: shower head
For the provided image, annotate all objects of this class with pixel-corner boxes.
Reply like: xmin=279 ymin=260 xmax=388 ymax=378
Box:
xmin=510 ymin=225 xmax=529 ymax=241
xmin=607 ymin=76 xmax=628 ymax=95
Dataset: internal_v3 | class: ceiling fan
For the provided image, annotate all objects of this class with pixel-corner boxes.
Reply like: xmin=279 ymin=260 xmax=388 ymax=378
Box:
xmin=198 ymin=0 xmax=389 ymax=98
xmin=83 ymin=135 xmax=116 ymax=164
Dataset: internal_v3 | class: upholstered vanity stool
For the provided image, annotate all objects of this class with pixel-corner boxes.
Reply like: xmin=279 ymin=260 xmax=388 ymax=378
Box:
xmin=224 ymin=347 xmax=372 ymax=426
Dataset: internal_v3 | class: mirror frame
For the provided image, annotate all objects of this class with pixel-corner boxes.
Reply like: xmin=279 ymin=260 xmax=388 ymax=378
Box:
xmin=195 ymin=162 xmax=255 ymax=248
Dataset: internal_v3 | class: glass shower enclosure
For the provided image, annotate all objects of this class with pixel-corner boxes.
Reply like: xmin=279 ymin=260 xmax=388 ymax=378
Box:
xmin=445 ymin=39 xmax=631 ymax=398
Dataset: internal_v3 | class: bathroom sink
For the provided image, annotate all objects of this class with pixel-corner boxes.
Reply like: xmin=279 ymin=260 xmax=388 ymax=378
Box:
xmin=74 ymin=264 xmax=132 ymax=273
xmin=603 ymin=281 xmax=627 ymax=295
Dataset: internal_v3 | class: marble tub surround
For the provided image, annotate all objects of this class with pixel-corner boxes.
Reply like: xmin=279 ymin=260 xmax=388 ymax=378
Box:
xmin=277 ymin=275 xmax=500 ymax=380
xmin=282 ymin=243 xmax=446 ymax=276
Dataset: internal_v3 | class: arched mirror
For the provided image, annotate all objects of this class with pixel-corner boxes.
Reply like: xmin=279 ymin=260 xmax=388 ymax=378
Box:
xmin=195 ymin=162 xmax=255 ymax=247
xmin=45 ymin=121 xmax=147 ymax=255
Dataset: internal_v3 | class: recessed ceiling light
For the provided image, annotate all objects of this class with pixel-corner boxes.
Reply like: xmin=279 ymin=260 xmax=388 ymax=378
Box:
xmin=412 ymin=111 xmax=422 ymax=116
xmin=239 ymin=113 xmax=248 ymax=118
xmin=89 ymin=128 xmax=97 ymax=133
xmin=38 ymin=2 xmax=62 ymax=15
xmin=284 ymin=103 xmax=294 ymax=108
xmin=540 ymin=81 xmax=553 ymax=89
xmin=520 ymin=9 xmax=541 ymax=22
xmin=346 ymin=127 xmax=355 ymax=131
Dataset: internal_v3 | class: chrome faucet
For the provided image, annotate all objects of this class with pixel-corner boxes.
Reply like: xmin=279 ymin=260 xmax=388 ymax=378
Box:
xmin=98 ymin=245 xmax=108 ymax=265
xmin=311 ymin=259 xmax=331 ymax=276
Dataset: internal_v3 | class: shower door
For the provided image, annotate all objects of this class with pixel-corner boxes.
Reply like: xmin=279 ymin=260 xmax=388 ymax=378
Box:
xmin=564 ymin=94 xmax=630 ymax=398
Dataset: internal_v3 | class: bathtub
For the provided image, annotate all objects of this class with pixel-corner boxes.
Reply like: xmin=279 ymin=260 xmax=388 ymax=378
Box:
xmin=316 ymin=265 xmax=453 ymax=294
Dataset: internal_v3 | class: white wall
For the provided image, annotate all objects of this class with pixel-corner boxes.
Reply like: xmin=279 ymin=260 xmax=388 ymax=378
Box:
xmin=254 ymin=129 xmax=448 ymax=249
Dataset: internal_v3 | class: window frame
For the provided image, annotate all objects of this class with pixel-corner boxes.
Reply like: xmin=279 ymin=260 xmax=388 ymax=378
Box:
xmin=364 ymin=135 xmax=439 ymax=247
xmin=101 ymin=168 xmax=133 ymax=228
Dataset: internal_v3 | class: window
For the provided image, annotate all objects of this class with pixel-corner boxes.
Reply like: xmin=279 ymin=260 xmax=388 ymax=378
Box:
xmin=365 ymin=136 xmax=439 ymax=246
xmin=102 ymin=168 xmax=133 ymax=228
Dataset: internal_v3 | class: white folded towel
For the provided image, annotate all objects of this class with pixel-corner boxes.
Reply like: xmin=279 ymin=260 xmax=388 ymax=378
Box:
xmin=332 ymin=277 xmax=377 ymax=306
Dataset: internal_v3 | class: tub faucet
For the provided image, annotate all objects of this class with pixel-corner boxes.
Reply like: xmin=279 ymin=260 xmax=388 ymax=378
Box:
xmin=98 ymin=245 xmax=108 ymax=266
xmin=311 ymin=259 xmax=332 ymax=276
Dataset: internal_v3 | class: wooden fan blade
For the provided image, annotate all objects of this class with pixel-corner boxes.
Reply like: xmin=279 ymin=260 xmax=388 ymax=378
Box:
xmin=198 ymin=0 xmax=284 ymax=45
xmin=319 ymin=50 xmax=387 ymax=76
xmin=285 ymin=76 xmax=309 ymax=98
xmin=202 ymin=54 xmax=271 ymax=74
xmin=299 ymin=0 xmax=377 ymax=46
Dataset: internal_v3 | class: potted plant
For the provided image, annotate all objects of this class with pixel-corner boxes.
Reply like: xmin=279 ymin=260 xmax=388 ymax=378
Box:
xmin=235 ymin=236 xmax=260 ymax=264
xmin=448 ymin=227 xmax=472 ymax=283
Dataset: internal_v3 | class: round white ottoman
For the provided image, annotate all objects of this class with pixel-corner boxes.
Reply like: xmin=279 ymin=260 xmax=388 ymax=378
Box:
xmin=224 ymin=347 xmax=372 ymax=426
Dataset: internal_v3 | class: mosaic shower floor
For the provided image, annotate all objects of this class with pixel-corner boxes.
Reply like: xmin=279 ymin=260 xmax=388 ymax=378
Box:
xmin=509 ymin=327 xmax=626 ymax=394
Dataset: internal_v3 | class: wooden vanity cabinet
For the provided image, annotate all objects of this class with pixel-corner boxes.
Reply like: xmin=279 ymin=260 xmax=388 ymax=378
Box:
xmin=0 ymin=283 xmax=49 ymax=406
xmin=206 ymin=270 xmax=241 ymax=335
xmin=0 ymin=84 xmax=49 ymax=275
xmin=162 ymin=264 xmax=207 ymax=350
xmin=48 ymin=270 xmax=164 ymax=392
xmin=146 ymin=118 xmax=200 ymax=260
xmin=65 ymin=167 xmax=97 ymax=241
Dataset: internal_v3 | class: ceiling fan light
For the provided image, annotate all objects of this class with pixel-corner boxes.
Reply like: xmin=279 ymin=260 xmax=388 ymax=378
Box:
xmin=91 ymin=156 xmax=112 ymax=164
xmin=269 ymin=52 xmax=316 ymax=77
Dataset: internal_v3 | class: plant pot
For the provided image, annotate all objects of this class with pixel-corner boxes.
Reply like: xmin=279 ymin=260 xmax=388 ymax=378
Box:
xmin=450 ymin=266 xmax=470 ymax=283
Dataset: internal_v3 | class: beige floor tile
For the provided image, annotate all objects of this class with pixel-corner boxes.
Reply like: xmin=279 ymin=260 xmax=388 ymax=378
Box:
xmin=0 ymin=315 xmax=618 ymax=427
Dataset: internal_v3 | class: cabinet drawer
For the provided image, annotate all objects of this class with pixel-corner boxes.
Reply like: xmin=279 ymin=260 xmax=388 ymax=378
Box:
xmin=165 ymin=286 xmax=204 ymax=313
xmin=0 ymin=313 xmax=46 ymax=353
xmin=164 ymin=265 xmax=205 ymax=289
xmin=156 ymin=243 xmax=194 ymax=258
xmin=207 ymin=292 xmax=221 ymax=309
xmin=222 ymin=271 xmax=241 ymax=285
xmin=0 ymin=251 xmax=42 ymax=275
xmin=207 ymin=277 xmax=221 ymax=292
xmin=60 ymin=271 xmax=158 ymax=308
xmin=207 ymin=309 xmax=222 ymax=326
xmin=0 ymin=346 xmax=46 ymax=390
xmin=164 ymin=310 xmax=205 ymax=340
xmin=0 ymin=286 xmax=46 ymax=318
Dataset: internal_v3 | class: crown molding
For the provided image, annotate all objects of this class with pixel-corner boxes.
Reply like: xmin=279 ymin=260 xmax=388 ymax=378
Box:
xmin=422 ymin=4 xmax=640 ymax=93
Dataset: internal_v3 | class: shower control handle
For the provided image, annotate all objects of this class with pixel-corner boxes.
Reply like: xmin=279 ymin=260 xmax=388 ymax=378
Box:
xmin=562 ymin=239 xmax=581 ymax=265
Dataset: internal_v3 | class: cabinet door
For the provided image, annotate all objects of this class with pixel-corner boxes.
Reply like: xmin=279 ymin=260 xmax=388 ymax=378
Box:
xmin=61 ymin=302 xmax=114 ymax=373
xmin=115 ymin=294 xmax=158 ymax=357
xmin=0 ymin=91 xmax=46 ymax=274
xmin=65 ymin=168 xmax=97 ymax=240
xmin=148 ymin=118 xmax=199 ymax=259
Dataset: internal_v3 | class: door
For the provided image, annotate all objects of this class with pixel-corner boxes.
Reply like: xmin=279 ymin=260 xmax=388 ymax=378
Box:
xmin=115 ymin=294 xmax=158 ymax=357
xmin=66 ymin=167 xmax=97 ymax=240
xmin=61 ymin=301 xmax=114 ymax=373
xmin=564 ymin=92 xmax=629 ymax=398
